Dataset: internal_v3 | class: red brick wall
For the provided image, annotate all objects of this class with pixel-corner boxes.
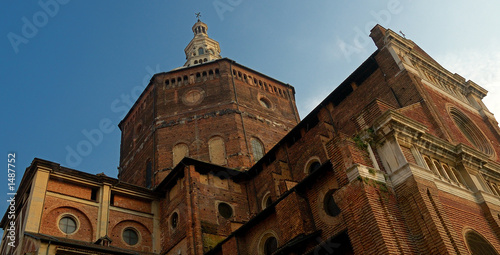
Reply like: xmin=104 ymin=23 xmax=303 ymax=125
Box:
xmin=120 ymin=59 xmax=299 ymax=188
xmin=391 ymin=175 xmax=500 ymax=254
xmin=400 ymin=145 xmax=417 ymax=164
xmin=112 ymin=193 xmax=151 ymax=214
xmin=40 ymin=195 xmax=98 ymax=242
xmin=119 ymin=130 xmax=154 ymax=187
xmin=19 ymin=236 xmax=39 ymax=255
xmin=119 ymin=84 xmax=155 ymax=187
xmin=229 ymin=214 xmax=282 ymax=255
xmin=422 ymin=85 xmax=500 ymax=162
xmin=159 ymin=172 xmax=190 ymax=251
xmin=396 ymin=101 xmax=442 ymax=137
xmin=189 ymin=168 xmax=250 ymax=252
xmin=108 ymin=210 xmax=154 ymax=252
xmin=47 ymin=178 xmax=93 ymax=201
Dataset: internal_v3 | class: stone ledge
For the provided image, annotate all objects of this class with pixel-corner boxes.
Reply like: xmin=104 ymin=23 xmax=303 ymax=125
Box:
xmin=346 ymin=164 xmax=385 ymax=183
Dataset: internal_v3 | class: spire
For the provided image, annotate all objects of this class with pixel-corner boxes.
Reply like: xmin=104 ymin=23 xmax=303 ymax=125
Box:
xmin=183 ymin=13 xmax=221 ymax=67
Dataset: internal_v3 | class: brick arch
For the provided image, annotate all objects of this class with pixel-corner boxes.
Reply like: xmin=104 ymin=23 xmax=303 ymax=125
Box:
xmin=293 ymin=153 xmax=320 ymax=179
xmin=172 ymin=143 xmax=190 ymax=167
xmin=110 ymin=220 xmax=152 ymax=250
xmin=462 ymin=228 xmax=499 ymax=255
xmin=250 ymin=229 xmax=280 ymax=255
xmin=42 ymin=206 xmax=93 ymax=242
xmin=304 ymin=156 xmax=321 ymax=174
xmin=446 ymin=105 xmax=495 ymax=158
xmin=250 ymin=137 xmax=265 ymax=162
xmin=208 ymin=135 xmax=227 ymax=165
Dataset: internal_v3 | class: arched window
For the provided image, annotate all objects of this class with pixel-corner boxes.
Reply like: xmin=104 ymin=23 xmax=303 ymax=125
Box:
xmin=261 ymin=192 xmax=272 ymax=210
xmin=305 ymin=157 xmax=322 ymax=174
xmin=309 ymin=161 xmax=321 ymax=173
xmin=493 ymin=183 xmax=500 ymax=196
xmin=487 ymin=181 xmax=500 ymax=196
xmin=251 ymin=138 xmax=265 ymax=162
xmin=450 ymin=108 xmax=494 ymax=156
xmin=209 ymin=137 xmax=226 ymax=165
xmin=324 ymin=190 xmax=341 ymax=217
xmin=433 ymin=160 xmax=449 ymax=180
xmin=442 ymin=164 xmax=458 ymax=183
xmin=259 ymin=232 xmax=278 ymax=255
xmin=173 ymin=143 xmax=189 ymax=167
xmin=465 ymin=230 xmax=498 ymax=255
xmin=263 ymin=237 xmax=278 ymax=255
xmin=198 ymin=48 xmax=204 ymax=55
xmin=424 ymin=156 xmax=438 ymax=175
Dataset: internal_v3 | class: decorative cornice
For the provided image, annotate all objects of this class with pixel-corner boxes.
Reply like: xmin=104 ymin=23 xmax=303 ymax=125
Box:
xmin=382 ymin=28 xmax=488 ymax=100
xmin=372 ymin=110 xmax=428 ymax=139
xmin=373 ymin=110 xmax=499 ymax=173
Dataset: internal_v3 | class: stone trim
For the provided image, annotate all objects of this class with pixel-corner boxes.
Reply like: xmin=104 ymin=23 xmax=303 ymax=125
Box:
xmin=346 ymin=164 xmax=385 ymax=183
xmin=109 ymin=206 xmax=154 ymax=218
xmin=46 ymin=192 xmax=99 ymax=207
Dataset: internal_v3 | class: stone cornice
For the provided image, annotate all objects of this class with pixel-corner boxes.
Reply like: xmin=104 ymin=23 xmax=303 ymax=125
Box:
xmin=382 ymin=28 xmax=488 ymax=99
xmin=372 ymin=110 xmax=428 ymax=140
xmin=373 ymin=110 xmax=499 ymax=174
xmin=480 ymin=160 xmax=500 ymax=180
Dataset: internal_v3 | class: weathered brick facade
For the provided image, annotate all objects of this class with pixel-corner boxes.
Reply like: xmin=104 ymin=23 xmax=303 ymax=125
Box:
xmin=118 ymin=58 xmax=300 ymax=188
xmin=2 ymin=22 xmax=500 ymax=255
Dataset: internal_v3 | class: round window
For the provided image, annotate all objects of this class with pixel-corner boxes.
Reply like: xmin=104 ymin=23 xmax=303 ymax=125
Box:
xmin=123 ymin=228 xmax=139 ymax=246
xmin=171 ymin=212 xmax=179 ymax=229
xmin=218 ymin=202 xmax=233 ymax=219
xmin=182 ymin=88 xmax=205 ymax=106
xmin=59 ymin=216 xmax=77 ymax=234
xmin=449 ymin=107 xmax=493 ymax=156
xmin=185 ymin=90 xmax=201 ymax=103
xmin=324 ymin=190 xmax=341 ymax=217
xmin=259 ymin=98 xmax=272 ymax=109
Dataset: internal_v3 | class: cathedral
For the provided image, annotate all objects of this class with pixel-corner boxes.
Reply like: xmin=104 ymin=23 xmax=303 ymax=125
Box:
xmin=2 ymin=18 xmax=500 ymax=255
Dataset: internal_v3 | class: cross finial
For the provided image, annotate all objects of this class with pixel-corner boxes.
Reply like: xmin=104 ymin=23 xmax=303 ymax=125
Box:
xmin=399 ymin=30 xmax=406 ymax=39
xmin=195 ymin=12 xmax=201 ymax=21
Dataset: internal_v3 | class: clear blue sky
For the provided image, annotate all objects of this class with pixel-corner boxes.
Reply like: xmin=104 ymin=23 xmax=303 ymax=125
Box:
xmin=1 ymin=0 xmax=499 ymax=235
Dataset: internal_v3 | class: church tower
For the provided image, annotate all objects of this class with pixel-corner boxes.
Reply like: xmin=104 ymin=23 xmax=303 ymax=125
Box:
xmin=118 ymin=17 xmax=300 ymax=188
xmin=183 ymin=17 xmax=221 ymax=67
